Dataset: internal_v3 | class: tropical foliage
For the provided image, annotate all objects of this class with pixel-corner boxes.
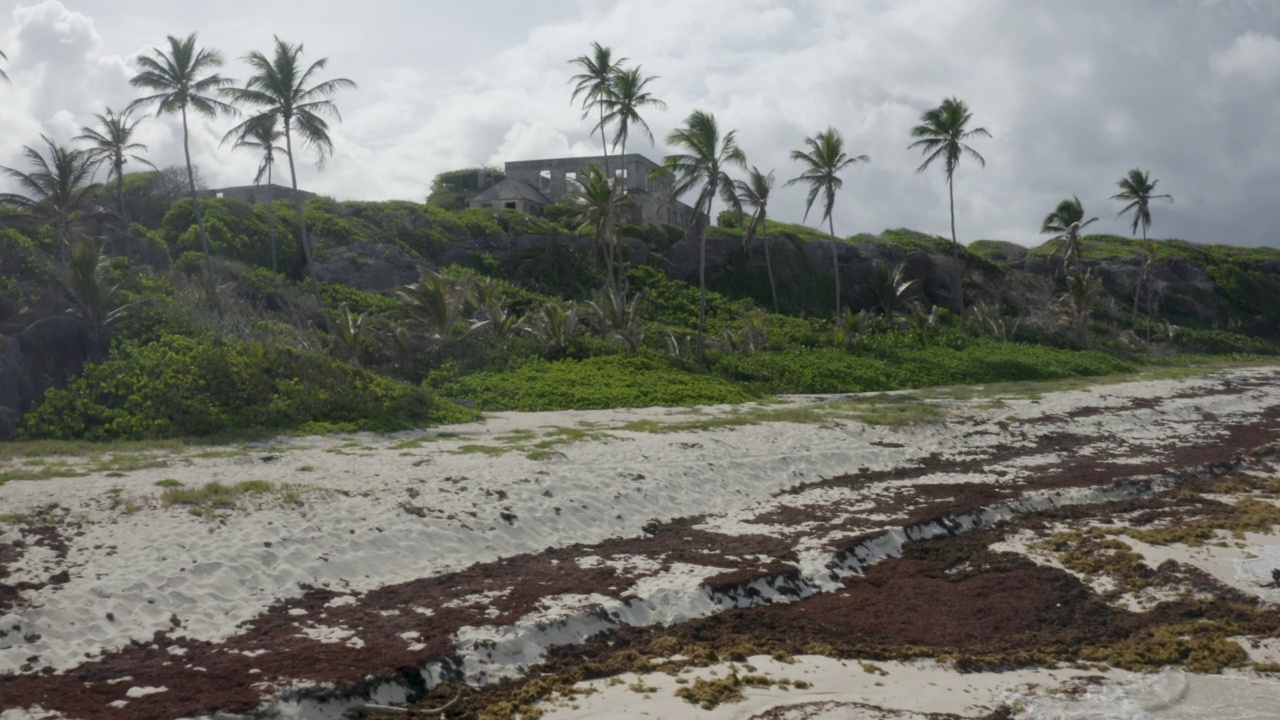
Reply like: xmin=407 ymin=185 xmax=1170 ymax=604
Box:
xmin=128 ymin=32 xmax=235 ymax=318
xmin=788 ymin=127 xmax=869 ymax=317
xmin=909 ymin=97 xmax=990 ymax=249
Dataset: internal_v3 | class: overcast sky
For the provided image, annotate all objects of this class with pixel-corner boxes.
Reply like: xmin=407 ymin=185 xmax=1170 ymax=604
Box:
xmin=1 ymin=0 xmax=1277 ymax=247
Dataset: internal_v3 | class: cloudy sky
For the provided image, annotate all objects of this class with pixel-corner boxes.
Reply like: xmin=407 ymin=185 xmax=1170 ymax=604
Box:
xmin=1 ymin=0 xmax=1277 ymax=247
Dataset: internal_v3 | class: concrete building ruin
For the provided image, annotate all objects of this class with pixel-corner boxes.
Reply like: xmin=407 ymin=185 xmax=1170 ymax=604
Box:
xmin=469 ymin=153 xmax=702 ymax=228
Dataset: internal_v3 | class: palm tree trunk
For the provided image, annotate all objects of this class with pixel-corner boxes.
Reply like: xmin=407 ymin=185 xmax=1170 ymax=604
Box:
xmin=1133 ymin=225 xmax=1147 ymax=335
xmin=827 ymin=214 xmax=841 ymax=318
xmin=115 ymin=160 xmax=129 ymax=225
xmin=764 ymin=234 xmax=779 ymax=314
xmin=696 ymin=187 xmax=712 ymax=366
xmin=599 ymin=106 xmax=610 ymax=177
xmin=948 ymin=173 xmax=957 ymax=249
xmin=182 ymin=106 xmax=222 ymax=321
xmin=267 ymin=163 xmax=278 ymax=274
xmin=283 ymin=120 xmax=312 ymax=268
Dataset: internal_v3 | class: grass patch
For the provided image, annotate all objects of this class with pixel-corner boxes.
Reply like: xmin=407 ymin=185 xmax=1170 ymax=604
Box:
xmin=427 ymin=353 xmax=755 ymax=412
xmin=0 ymin=438 xmax=186 ymax=461
xmin=160 ymin=479 xmax=278 ymax=515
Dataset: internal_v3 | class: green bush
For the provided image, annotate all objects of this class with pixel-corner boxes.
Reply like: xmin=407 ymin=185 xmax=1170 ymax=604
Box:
xmin=713 ymin=341 xmax=1134 ymax=394
xmin=22 ymin=335 xmax=474 ymax=440
xmin=426 ymin=353 xmax=755 ymax=411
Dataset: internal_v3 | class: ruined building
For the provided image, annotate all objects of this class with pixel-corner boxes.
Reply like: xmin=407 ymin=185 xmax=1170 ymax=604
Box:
xmin=469 ymin=153 xmax=702 ymax=227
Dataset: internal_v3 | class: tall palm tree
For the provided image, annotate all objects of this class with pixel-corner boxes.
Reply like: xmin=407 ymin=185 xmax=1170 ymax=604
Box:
xmin=564 ymin=163 xmax=635 ymax=294
xmin=908 ymin=97 xmax=991 ymax=250
xmin=127 ymin=33 xmax=234 ymax=319
xmin=787 ymin=127 xmax=869 ymax=317
xmin=224 ymin=115 xmax=289 ymax=272
xmin=76 ymin=108 xmax=157 ymax=225
xmin=569 ymin=42 xmax=627 ymax=176
xmin=600 ymin=65 xmax=665 ymax=161
xmin=1111 ymin=168 xmax=1172 ymax=242
xmin=222 ymin=36 xmax=356 ymax=275
xmin=732 ymin=166 xmax=779 ymax=313
xmin=1133 ymin=238 xmax=1159 ymax=333
xmin=657 ymin=110 xmax=745 ymax=362
xmin=1040 ymin=196 xmax=1098 ymax=278
xmin=0 ymin=135 xmax=103 ymax=264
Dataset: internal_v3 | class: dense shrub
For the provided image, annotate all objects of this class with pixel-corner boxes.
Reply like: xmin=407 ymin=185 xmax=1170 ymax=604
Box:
xmin=713 ymin=342 xmax=1134 ymax=394
xmin=426 ymin=353 xmax=755 ymax=411
xmin=22 ymin=335 xmax=473 ymax=440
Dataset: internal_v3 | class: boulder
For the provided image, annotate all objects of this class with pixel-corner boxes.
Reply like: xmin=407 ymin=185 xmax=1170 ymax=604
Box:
xmin=309 ymin=243 xmax=430 ymax=293
xmin=0 ymin=335 xmax=29 ymax=440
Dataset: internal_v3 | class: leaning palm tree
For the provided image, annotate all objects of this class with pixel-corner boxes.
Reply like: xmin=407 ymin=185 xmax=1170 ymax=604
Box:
xmin=569 ymin=42 xmax=627 ymax=176
xmin=76 ymin=107 xmax=157 ymax=225
xmin=1111 ymin=168 xmax=1172 ymax=242
xmin=787 ymin=127 xmax=869 ymax=317
xmin=732 ymin=166 xmax=779 ymax=313
xmin=127 ymin=33 xmax=234 ymax=319
xmin=222 ymin=36 xmax=356 ymax=275
xmin=0 ymin=136 xmax=103 ymax=264
xmin=563 ymin=163 xmax=635 ymax=293
xmin=600 ymin=65 xmax=665 ymax=161
xmin=657 ymin=110 xmax=746 ymax=362
xmin=224 ymin=114 xmax=289 ymax=272
xmin=908 ymin=97 xmax=991 ymax=250
xmin=1040 ymin=196 xmax=1098 ymax=278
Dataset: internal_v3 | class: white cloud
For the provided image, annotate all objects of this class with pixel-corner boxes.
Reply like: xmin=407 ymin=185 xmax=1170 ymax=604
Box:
xmin=1211 ymin=31 xmax=1280 ymax=82
xmin=0 ymin=0 xmax=1277 ymax=247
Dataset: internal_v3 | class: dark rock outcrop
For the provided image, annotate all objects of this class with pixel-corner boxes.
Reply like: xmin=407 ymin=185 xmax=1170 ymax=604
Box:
xmin=309 ymin=243 xmax=431 ymax=293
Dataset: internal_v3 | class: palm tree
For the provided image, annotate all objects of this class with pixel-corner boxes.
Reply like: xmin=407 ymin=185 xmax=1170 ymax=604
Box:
xmin=866 ymin=262 xmax=921 ymax=318
xmin=1061 ymin=270 xmax=1103 ymax=346
xmin=908 ymin=97 xmax=991 ymax=250
xmin=657 ymin=110 xmax=746 ymax=362
xmin=224 ymin=115 xmax=289 ymax=272
xmin=732 ymin=166 xmax=779 ymax=313
xmin=127 ymin=33 xmax=234 ymax=319
xmin=563 ymin=163 xmax=635 ymax=293
xmin=76 ymin=108 xmax=157 ymax=225
xmin=0 ymin=136 xmax=104 ymax=263
xmin=787 ymin=127 xmax=869 ymax=317
xmin=569 ymin=42 xmax=627 ymax=176
xmin=1112 ymin=170 xmax=1172 ymax=332
xmin=1111 ymin=168 xmax=1173 ymax=242
xmin=600 ymin=65 xmax=665 ymax=161
xmin=222 ymin=36 xmax=356 ymax=275
xmin=1040 ymin=196 xmax=1098 ymax=278
xmin=395 ymin=269 xmax=474 ymax=343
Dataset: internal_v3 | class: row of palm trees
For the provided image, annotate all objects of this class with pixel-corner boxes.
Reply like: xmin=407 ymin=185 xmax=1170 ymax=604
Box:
xmin=567 ymin=41 xmax=1182 ymax=358
xmin=565 ymin=43 xmax=995 ymax=360
xmin=0 ymin=33 xmax=355 ymax=322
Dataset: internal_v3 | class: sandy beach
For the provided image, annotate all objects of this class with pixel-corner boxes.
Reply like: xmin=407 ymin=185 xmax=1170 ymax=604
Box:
xmin=3 ymin=366 xmax=1280 ymax=719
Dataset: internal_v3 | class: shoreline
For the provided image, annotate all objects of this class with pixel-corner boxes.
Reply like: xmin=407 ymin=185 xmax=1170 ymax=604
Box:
xmin=3 ymin=365 xmax=1280 ymax=718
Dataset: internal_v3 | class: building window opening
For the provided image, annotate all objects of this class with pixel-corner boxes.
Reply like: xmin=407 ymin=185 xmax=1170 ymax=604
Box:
xmin=504 ymin=201 xmax=517 ymax=210
xmin=564 ymin=171 xmax=577 ymax=188
xmin=538 ymin=169 xmax=551 ymax=194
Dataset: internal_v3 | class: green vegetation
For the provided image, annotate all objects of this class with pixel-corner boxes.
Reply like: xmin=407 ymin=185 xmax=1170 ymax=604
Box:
xmin=159 ymin=479 xmax=304 ymax=515
xmin=1 ymin=35 xmax=1276 ymax=448
xmin=429 ymin=354 xmax=754 ymax=411
xmin=21 ymin=335 xmax=474 ymax=441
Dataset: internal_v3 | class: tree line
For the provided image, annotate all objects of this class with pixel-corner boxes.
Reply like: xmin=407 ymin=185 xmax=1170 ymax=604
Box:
xmin=0 ymin=33 xmax=356 ymax=323
xmin=560 ymin=41 xmax=1176 ymax=361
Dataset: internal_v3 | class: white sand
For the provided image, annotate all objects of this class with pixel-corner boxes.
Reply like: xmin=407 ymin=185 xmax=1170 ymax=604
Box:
xmin=2 ymin=366 xmax=1280 ymax=718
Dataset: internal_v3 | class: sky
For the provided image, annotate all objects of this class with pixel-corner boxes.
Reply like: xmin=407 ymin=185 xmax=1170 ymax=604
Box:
xmin=0 ymin=0 xmax=1277 ymax=248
